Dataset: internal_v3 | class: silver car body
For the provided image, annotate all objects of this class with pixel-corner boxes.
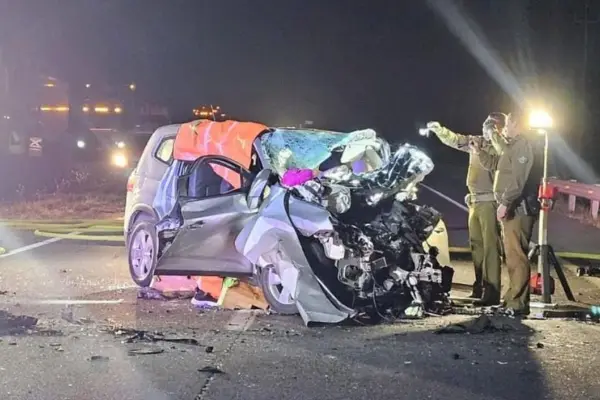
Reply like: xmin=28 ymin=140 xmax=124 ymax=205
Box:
xmin=125 ymin=124 xmax=451 ymax=325
xmin=124 ymin=124 xmax=179 ymax=239
xmin=235 ymin=185 xmax=356 ymax=324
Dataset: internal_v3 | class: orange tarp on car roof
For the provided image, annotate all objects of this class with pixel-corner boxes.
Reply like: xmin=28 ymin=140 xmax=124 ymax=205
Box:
xmin=173 ymin=119 xmax=268 ymax=166
xmin=173 ymin=119 xmax=269 ymax=188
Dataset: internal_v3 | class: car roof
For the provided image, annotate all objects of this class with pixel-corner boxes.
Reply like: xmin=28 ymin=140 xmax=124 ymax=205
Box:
xmin=151 ymin=123 xmax=181 ymax=140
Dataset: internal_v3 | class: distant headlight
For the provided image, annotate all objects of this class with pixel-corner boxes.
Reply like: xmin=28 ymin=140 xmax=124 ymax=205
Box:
xmin=116 ymin=141 xmax=126 ymax=149
xmin=112 ymin=152 xmax=128 ymax=168
xmin=77 ymin=140 xmax=86 ymax=149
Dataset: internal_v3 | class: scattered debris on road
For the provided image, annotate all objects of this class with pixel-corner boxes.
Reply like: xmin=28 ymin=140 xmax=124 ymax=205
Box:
xmin=89 ymin=355 xmax=110 ymax=362
xmin=0 ymin=310 xmax=38 ymax=335
xmin=576 ymin=265 xmax=600 ymax=277
xmin=434 ymin=315 xmax=515 ymax=334
xmin=121 ymin=329 xmax=202 ymax=346
xmin=137 ymin=287 xmax=195 ymax=301
xmin=128 ymin=348 xmax=164 ymax=356
xmin=100 ymin=326 xmax=214 ymax=356
xmin=60 ymin=305 xmax=94 ymax=325
xmin=198 ymin=366 xmax=225 ymax=374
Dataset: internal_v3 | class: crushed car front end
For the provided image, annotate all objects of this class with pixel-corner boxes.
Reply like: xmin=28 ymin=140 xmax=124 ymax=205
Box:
xmin=236 ymin=128 xmax=455 ymax=325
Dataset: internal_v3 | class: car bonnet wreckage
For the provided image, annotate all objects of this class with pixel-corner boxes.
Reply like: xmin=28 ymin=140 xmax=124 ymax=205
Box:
xmin=144 ymin=119 xmax=455 ymax=325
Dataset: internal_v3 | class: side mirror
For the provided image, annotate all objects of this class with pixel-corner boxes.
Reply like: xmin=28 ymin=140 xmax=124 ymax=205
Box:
xmin=247 ymin=169 xmax=272 ymax=210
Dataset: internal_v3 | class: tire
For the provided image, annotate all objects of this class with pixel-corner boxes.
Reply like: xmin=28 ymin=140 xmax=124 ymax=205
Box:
xmin=258 ymin=267 xmax=298 ymax=315
xmin=127 ymin=220 xmax=159 ymax=287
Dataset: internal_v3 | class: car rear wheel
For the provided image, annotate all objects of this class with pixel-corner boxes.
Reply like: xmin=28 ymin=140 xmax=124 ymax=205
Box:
xmin=128 ymin=220 xmax=159 ymax=287
xmin=259 ymin=267 xmax=298 ymax=315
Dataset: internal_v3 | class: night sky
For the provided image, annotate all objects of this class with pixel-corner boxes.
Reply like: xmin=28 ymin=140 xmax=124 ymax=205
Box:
xmin=1 ymin=0 xmax=599 ymax=166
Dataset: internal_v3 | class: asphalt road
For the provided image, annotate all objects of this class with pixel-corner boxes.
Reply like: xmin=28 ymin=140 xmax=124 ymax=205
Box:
xmin=2 ymin=237 xmax=600 ymax=400
xmin=2 ymin=161 xmax=600 ymax=399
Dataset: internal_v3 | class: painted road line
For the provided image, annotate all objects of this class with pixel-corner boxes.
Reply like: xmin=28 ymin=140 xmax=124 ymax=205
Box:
xmin=421 ymin=184 xmax=468 ymax=212
xmin=226 ymin=310 xmax=258 ymax=331
xmin=0 ymin=298 xmax=127 ymax=306
xmin=0 ymin=237 xmax=63 ymax=259
xmin=32 ymin=299 xmax=125 ymax=305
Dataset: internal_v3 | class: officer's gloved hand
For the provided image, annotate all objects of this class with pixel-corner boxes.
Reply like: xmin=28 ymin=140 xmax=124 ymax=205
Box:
xmin=426 ymin=121 xmax=443 ymax=135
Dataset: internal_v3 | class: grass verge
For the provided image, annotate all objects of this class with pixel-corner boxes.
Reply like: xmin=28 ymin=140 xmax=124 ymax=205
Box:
xmin=0 ymin=193 xmax=125 ymax=220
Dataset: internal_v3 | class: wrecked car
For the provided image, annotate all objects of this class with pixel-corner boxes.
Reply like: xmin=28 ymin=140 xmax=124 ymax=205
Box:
xmin=124 ymin=120 xmax=454 ymax=325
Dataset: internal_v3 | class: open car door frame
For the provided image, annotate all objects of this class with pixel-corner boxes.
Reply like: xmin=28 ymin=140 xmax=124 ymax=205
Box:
xmin=155 ymin=155 xmax=258 ymax=278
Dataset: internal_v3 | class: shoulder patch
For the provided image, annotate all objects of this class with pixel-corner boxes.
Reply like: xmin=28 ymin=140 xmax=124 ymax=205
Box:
xmin=518 ymin=156 xmax=528 ymax=164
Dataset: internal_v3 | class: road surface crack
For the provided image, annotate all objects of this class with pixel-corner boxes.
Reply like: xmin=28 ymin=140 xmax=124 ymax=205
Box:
xmin=194 ymin=311 xmax=257 ymax=399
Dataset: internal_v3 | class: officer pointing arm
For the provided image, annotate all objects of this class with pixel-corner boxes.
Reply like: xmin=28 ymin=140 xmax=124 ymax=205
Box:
xmin=426 ymin=122 xmax=482 ymax=152
xmin=425 ymin=117 xmax=503 ymax=305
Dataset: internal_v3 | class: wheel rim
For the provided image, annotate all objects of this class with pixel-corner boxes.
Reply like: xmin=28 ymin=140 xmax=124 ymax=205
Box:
xmin=130 ymin=228 xmax=154 ymax=281
xmin=266 ymin=269 xmax=295 ymax=305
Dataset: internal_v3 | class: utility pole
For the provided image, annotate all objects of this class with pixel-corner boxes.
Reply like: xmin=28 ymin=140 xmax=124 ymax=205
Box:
xmin=574 ymin=0 xmax=600 ymax=151
xmin=0 ymin=46 xmax=8 ymax=115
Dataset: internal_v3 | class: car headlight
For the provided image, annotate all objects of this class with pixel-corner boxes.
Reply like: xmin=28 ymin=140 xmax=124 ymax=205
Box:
xmin=112 ymin=152 xmax=128 ymax=168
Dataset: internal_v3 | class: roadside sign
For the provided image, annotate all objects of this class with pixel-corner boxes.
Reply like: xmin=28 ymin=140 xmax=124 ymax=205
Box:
xmin=28 ymin=136 xmax=43 ymax=156
xmin=8 ymin=131 xmax=25 ymax=155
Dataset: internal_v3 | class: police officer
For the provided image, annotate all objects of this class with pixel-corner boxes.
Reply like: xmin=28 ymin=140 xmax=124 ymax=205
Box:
xmin=426 ymin=116 xmax=504 ymax=305
xmin=491 ymin=112 xmax=541 ymax=315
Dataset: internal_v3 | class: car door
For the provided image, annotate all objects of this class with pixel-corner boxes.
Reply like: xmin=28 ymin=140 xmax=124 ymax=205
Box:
xmin=155 ymin=155 xmax=257 ymax=277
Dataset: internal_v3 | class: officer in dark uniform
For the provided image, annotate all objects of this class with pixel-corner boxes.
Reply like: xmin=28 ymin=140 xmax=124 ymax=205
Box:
xmin=426 ymin=115 xmax=505 ymax=305
xmin=491 ymin=112 xmax=542 ymax=315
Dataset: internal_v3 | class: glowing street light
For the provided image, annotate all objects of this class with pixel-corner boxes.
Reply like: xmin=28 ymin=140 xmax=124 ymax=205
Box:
xmin=529 ymin=110 xmax=553 ymax=131
xmin=528 ymin=109 xmax=574 ymax=304
xmin=129 ymin=83 xmax=136 ymax=91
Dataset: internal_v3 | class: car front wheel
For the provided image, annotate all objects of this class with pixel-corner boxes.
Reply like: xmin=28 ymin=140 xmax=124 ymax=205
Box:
xmin=258 ymin=267 xmax=299 ymax=315
xmin=127 ymin=220 xmax=159 ymax=287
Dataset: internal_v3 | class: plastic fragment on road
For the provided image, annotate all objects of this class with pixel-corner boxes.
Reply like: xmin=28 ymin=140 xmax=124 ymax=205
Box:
xmin=128 ymin=348 xmax=164 ymax=356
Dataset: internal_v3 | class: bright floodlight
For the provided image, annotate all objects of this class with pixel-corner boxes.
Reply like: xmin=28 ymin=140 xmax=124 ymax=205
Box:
xmin=529 ymin=110 xmax=553 ymax=130
xmin=77 ymin=140 xmax=86 ymax=149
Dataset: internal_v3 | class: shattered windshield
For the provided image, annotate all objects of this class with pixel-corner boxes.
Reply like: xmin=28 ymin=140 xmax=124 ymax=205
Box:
xmin=260 ymin=127 xmax=434 ymax=195
xmin=259 ymin=128 xmax=382 ymax=176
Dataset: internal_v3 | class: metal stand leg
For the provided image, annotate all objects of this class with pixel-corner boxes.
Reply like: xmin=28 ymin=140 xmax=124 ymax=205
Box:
xmin=548 ymin=246 xmax=575 ymax=301
xmin=529 ymin=244 xmax=575 ymax=302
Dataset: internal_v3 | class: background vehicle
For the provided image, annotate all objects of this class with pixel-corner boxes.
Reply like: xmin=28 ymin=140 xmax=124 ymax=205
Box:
xmin=192 ymin=105 xmax=226 ymax=121
xmin=108 ymin=132 xmax=155 ymax=171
